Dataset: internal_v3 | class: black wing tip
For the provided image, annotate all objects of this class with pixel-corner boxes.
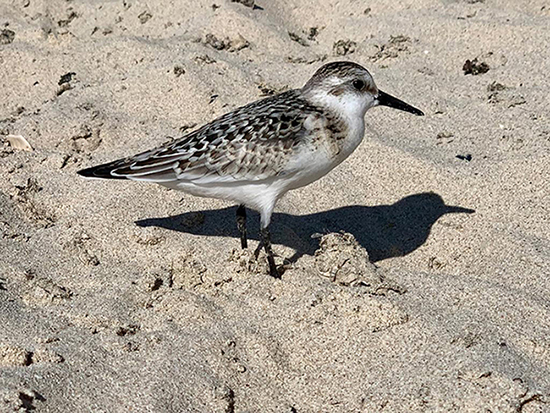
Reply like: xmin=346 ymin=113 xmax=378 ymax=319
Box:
xmin=77 ymin=163 xmax=127 ymax=180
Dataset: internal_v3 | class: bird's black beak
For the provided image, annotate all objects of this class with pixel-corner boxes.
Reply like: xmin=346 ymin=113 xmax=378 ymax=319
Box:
xmin=377 ymin=90 xmax=424 ymax=116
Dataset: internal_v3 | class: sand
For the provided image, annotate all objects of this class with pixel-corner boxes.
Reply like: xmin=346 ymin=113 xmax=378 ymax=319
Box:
xmin=1 ymin=0 xmax=549 ymax=411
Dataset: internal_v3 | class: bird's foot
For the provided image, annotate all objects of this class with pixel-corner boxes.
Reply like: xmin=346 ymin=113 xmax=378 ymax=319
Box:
xmin=267 ymin=255 xmax=283 ymax=279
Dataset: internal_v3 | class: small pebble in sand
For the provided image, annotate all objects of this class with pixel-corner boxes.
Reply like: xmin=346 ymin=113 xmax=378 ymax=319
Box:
xmin=288 ymin=31 xmax=309 ymax=47
xmin=173 ymin=65 xmax=186 ymax=77
xmin=307 ymin=27 xmax=319 ymax=41
xmin=58 ymin=11 xmax=78 ymax=27
xmin=195 ymin=54 xmax=216 ymax=64
xmin=6 ymin=135 xmax=33 ymax=152
xmin=204 ymin=33 xmax=249 ymax=52
xmin=205 ymin=33 xmax=226 ymax=50
xmin=138 ymin=11 xmax=152 ymax=24
xmin=333 ymin=39 xmax=356 ymax=56
xmin=58 ymin=72 xmax=76 ymax=85
xmin=370 ymin=35 xmax=411 ymax=61
xmin=0 ymin=29 xmax=15 ymax=44
xmin=463 ymin=58 xmax=489 ymax=75
xmin=456 ymin=154 xmax=472 ymax=161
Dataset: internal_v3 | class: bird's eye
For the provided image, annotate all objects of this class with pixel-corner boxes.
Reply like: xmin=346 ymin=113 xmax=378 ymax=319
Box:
xmin=352 ymin=79 xmax=365 ymax=91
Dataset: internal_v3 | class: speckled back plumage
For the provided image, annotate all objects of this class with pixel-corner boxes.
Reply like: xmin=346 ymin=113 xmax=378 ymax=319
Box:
xmin=82 ymin=89 xmax=333 ymax=183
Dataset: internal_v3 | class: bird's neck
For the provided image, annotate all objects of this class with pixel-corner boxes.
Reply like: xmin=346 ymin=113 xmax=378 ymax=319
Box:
xmin=304 ymin=89 xmax=368 ymax=121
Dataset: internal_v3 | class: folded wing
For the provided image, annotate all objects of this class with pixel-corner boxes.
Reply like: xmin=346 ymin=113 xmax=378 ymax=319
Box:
xmin=78 ymin=90 xmax=321 ymax=184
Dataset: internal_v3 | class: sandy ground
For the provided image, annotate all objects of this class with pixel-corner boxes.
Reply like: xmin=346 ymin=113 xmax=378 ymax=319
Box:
xmin=1 ymin=0 xmax=549 ymax=411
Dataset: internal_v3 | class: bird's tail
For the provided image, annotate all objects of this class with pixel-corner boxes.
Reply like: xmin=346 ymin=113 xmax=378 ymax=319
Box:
xmin=77 ymin=160 xmax=129 ymax=180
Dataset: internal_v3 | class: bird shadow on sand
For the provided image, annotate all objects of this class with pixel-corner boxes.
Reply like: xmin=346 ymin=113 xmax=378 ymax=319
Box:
xmin=135 ymin=192 xmax=474 ymax=263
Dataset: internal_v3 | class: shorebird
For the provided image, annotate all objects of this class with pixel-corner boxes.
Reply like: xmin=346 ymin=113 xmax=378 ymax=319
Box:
xmin=78 ymin=61 xmax=424 ymax=278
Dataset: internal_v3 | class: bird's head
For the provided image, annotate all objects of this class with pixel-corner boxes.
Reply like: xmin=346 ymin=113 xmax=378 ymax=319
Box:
xmin=302 ymin=61 xmax=424 ymax=119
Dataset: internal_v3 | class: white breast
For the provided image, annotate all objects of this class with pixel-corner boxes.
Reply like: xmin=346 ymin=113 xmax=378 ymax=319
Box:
xmin=281 ymin=110 xmax=365 ymax=192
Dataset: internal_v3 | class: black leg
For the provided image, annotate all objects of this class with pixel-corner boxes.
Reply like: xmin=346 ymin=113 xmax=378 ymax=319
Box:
xmin=260 ymin=226 xmax=280 ymax=278
xmin=236 ymin=204 xmax=248 ymax=249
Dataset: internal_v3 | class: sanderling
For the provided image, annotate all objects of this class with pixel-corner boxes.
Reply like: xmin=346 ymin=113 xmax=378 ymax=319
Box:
xmin=78 ymin=61 xmax=424 ymax=278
